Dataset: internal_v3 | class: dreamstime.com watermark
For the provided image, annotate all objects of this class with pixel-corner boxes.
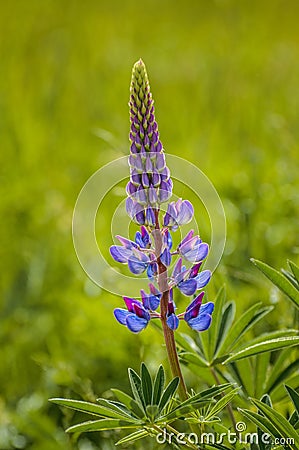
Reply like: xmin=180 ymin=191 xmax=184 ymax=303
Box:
xmin=156 ymin=422 xmax=295 ymax=447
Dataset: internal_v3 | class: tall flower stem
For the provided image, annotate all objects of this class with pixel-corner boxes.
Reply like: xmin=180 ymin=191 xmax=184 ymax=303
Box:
xmin=153 ymin=210 xmax=188 ymax=401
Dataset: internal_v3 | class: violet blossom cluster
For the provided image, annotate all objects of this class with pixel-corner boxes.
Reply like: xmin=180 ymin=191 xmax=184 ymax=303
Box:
xmin=110 ymin=60 xmax=214 ymax=334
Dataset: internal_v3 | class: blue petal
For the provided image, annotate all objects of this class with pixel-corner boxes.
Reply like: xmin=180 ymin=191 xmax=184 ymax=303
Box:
xmin=199 ymin=302 xmax=214 ymax=315
xmin=116 ymin=235 xmax=138 ymax=249
xmin=110 ymin=246 xmax=132 ymax=263
xmin=135 ymin=231 xmax=144 ymax=248
xmin=195 ymin=270 xmax=212 ymax=289
xmin=161 ymin=248 xmax=171 ymax=266
xmin=128 ymin=257 xmax=147 ymax=274
xmin=177 ymin=200 xmax=194 ymax=225
xmin=166 ymin=313 xmax=179 ymax=330
xmin=178 ymin=279 xmax=197 ymax=296
xmin=187 ymin=313 xmax=212 ymax=331
xmin=184 ymin=243 xmax=209 ymax=263
xmin=148 ymin=294 xmax=160 ymax=311
xmin=114 ymin=308 xmax=130 ymax=325
xmin=126 ymin=314 xmax=149 ymax=333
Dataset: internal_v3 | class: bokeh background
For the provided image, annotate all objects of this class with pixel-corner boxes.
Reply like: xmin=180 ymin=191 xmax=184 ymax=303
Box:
xmin=0 ymin=0 xmax=298 ymax=448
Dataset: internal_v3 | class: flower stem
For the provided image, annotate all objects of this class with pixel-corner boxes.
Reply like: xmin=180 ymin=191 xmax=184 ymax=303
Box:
xmin=153 ymin=210 xmax=188 ymax=401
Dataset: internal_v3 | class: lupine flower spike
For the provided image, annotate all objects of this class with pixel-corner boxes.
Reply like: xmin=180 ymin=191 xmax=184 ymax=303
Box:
xmin=110 ymin=59 xmax=214 ymax=338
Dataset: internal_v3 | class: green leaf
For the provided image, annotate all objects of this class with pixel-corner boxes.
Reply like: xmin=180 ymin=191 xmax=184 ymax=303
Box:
xmin=95 ymin=398 xmax=134 ymax=419
xmin=224 ymin=336 xmax=299 ymax=363
xmin=161 ymin=384 xmax=231 ymax=420
xmin=214 ymin=301 xmax=236 ymax=357
xmin=152 ymin=365 xmax=165 ymax=406
xmin=180 ymin=351 xmax=210 ymax=368
xmin=251 ymin=258 xmax=299 ymax=309
xmin=254 ymin=352 xmax=271 ymax=398
xmin=49 ymin=398 xmax=139 ymax=421
xmin=218 ymin=303 xmax=273 ymax=355
xmin=176 ymin=333 xmax=201 ymax=354
xmin=208 ymin=286 xmax=226 ymax=360
xmin=128 ymin=368 xmax=145 ymax=411
xmin=115 ymin=429 xmax=148 ymax=445
xmin=289 ymin=260 xmax=299 ymax=283
xmin=140 ymin=363 xmax=152 ymax=406
xmin=205 ymin=388 xmax=239 ymax=420
xmin=267 ymin=359 xmax=299 ymax=394
xmin=251 ymin=398 xmax=299 ymax=448
xmin=110 ymin=389 xmax=145 ymax=419
xmin=239 ymin=408 xmax=280 ymax=440
xmin=285 ymin=385 xmax=299 ymax=416
xmin=66 ymin=419 xmax=138 ymax=433
xmin=158 ymin=377 xmax=180 ymax=413
xmin=281 ymin=269 xmax=299 ymax=289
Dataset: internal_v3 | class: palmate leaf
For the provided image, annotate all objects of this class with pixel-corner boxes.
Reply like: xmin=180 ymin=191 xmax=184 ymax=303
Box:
xmin=239 ymin=408 xmax=281 ymax=440
xmin=160 ymin=384 xmax=231 ymax=421
xmin=251 ymin=398 xmax=299 ymax=449
xmin=180 ymin=351 xmax=210 ymax=368
xmin=214 ymin=301 xmax=236 ymax=358
xmin=110 ymin=389 xmax=145 ymax=419
xmin=66 ymin=418 xmax=139 ymax=433
xmin=128 ymin=368 xmax=146 ymax=411
xmin=49 ymin=398 xmax=140 ymax=422
xmin=266 ymin=359 xmax=299 ymax=394
xmin=115 ymin=429 xmax=148 ymax=446
xmin=158 ymin=377 xmax=180 ymax=414
xmin=285 ymin=385 xmax=299 ymax=417
xmin=224 ymin=336 xmax=299 ymax=363
xmin=289 ymin=260 xmax=299 ymax=284
xmin=152 ymin=365 xmax=165 ymax=406
xmin=207 ymin=286 xmax=226 ymax=360
xmin=217 ymin=303 xmax=273 ymax=355
xmin=205 ymin=387 xmax=239 ymax=420
xmin=251 ymin=258 xmax=299 ymax=309
xmin=141 ymin=363 xmax=153 ymax=405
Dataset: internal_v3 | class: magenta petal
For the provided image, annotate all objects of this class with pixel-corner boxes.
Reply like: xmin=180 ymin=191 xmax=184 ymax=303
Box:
xmin=123 ymin=297 xmax=142 ymax=312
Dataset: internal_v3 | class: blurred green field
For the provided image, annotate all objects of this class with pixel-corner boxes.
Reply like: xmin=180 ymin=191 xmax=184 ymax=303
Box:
xmin=0 ymin=0 xmax=299 ymax=448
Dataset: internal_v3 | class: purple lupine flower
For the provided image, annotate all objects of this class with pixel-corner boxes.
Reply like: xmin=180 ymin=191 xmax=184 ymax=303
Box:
xmin=171 ymin=258 xmax=197 ymax=296
xmin=178 ymin=230 xmax=209 ymax=263
xmin=114 ymin=297 xmax=151 ymax=333
xmin=163 ymin=198 xmax=194 ymax=230
xmin=184 ymin=293 xmax=214 ymax=331
xmin=140 ymin=283 xmax=161 ymax=310
xmin=135 ymin=226 xmax=151 ymax=248
xmin=110 ymin=244 xmax=150 ymax=275
xmin=127 ymin=59 xmax=173 ymax=226
xmin=166 ymin=297 xmax=179 ymax=331
xmin=111 ymin=60 xmax=214 ymax=336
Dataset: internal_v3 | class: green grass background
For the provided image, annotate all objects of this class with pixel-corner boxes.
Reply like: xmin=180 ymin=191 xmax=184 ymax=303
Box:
xmin=0 ymin=0 xmax=298 ymax=448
